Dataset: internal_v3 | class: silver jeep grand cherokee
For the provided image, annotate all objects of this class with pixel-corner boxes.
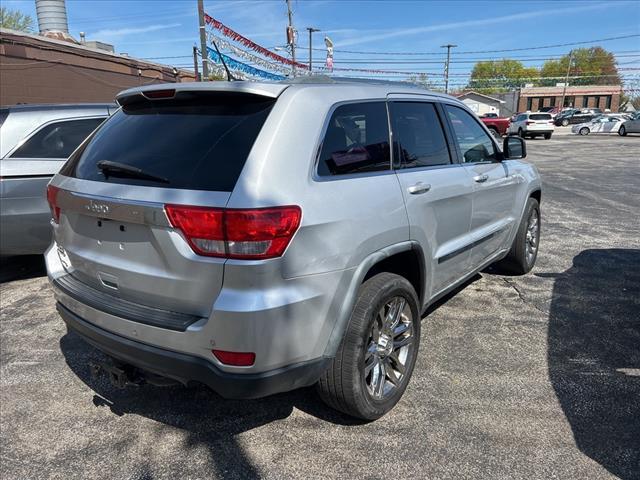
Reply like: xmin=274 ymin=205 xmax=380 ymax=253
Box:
xmin=46 ymin=79 xmax=541 ymax=420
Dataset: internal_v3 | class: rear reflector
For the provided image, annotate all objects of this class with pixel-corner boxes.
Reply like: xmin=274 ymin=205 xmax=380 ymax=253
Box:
xmin=213 ymin=350 xmax=256 ymax=366
xmin=142 ymin=89 xmax=176 ymax=99
xmin=46 ymin=184 xmax=61 ymax=223
xmin=165 ymin=205 xmax=301 ymax=259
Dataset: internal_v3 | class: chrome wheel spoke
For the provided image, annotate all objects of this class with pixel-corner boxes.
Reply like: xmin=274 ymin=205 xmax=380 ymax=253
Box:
xmin=374 ymin=362 xmax=386 ymax=397
xmin=364 ymin=353 xmax=377 ymax=376
xmin=385 ymin=297 xmax=405 ymax=330
xmin=385 ymin=360 xmax=400 ymax=386
xmin=393 ymin=322 xmax=410 ymax=337
xmin=388 ymin=351 xmax=406 ymax=375
xmin=394 ymin=335 xmax=413 ymax=350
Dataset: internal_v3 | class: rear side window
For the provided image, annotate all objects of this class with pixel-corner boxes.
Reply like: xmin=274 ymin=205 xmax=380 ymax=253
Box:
xmin=61 ymin=93 xmax=275 ymax=191
xmin=529 ymin=114 xmax=552 ymax=121
xmin=10 ymin=118 xmax=105 ymax=159
xmin=317 ymin=102 xmax=390 ymax=176
xmin=444 ymin=105 xmax=497 ymax=164
xmin=390 ymin=102 xmax=451 ymax=169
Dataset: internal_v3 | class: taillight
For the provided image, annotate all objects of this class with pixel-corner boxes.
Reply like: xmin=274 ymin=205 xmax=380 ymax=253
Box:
xmin=165 ymin=205 xmax=301 ymax=260
xmin=212 ymin=349 xmax=256 ymax=366
xmin=142 ymin=89 xmax=176 ymax=99
xmin=526 ymin=121 xmax=535 ymax=125
xmin=47 ymin=184 xmax=61 ymax=223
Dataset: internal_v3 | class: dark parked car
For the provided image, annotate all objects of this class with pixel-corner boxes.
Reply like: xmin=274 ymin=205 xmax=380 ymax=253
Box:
xmin=555 ymin=108 xmax=602 ymax=126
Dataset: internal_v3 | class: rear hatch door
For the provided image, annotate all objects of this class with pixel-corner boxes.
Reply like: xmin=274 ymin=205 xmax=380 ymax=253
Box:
xmin=51 ymin=88 xmax=278 ymax=319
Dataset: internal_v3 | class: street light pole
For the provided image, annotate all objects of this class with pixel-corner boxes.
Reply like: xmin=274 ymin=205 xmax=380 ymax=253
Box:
xmin=286 ymin=0 xmax=296 ymax=77
xmin=560 ymin=50 xmax=574 ymax=109
xmin=197 ymin=0 xmax=209 ymax=80
xmin=306 ymin=27 xmax=320 ymax=72
xmin=441 ymin=44 xmax=457 ymax=94
xmin=192 ymin=45 xmax=200 ymax=81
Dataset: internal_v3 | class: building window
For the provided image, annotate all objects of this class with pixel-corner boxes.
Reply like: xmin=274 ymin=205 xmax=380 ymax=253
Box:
xmin=550 ymin=97 xmax=556 ymax=107
xmin=605 ymin=95 xmax=612 ymax=109
xmin=527 ymin=98 xmax=533 ymax=110
xmin=582 ymin=96 xmax=589 ymax=108
xmin=564 ymin=96 xmax=575 ymax=107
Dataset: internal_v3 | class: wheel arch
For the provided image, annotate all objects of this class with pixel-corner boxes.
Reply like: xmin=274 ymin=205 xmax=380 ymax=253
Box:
xmin=530 ymin=189 xmax=541 ymax=204
xmin=322 ymin=241 xmax=428 ymax=358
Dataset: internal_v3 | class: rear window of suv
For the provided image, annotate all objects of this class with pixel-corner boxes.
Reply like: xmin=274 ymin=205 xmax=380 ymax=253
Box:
xmin=61 ymin=92 xmax=275 ymax=191
xmin=529 ymin=114 xmax=552 ymax=120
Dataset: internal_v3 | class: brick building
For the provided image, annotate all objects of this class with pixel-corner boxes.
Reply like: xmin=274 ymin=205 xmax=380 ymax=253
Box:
xmin=518 ymin=85 xmax=622 ymax=113
xmin=0 ymin=28 xmax=196 ymax=106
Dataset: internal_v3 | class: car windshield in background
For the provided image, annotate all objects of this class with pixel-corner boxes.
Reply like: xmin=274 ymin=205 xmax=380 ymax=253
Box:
xmin=61 ymin=93 xmax=275 ymax=192
xmin=530 ymin=114 xmax=552 ymax=120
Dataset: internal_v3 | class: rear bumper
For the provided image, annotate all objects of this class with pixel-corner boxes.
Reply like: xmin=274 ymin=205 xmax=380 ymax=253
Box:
xmin=524 ymin=129 xmax=554 ymax=134
xmin=58 ymin=301 xmax=330 ymax=399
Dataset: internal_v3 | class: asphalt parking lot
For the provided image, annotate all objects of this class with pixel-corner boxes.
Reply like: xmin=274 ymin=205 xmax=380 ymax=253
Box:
xmin=1 ymin=133 xmax=639 ymax=480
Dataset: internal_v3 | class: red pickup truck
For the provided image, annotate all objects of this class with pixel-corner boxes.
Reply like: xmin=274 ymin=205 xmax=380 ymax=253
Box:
xmin=479 ymin=114 xmax=511 ymax=138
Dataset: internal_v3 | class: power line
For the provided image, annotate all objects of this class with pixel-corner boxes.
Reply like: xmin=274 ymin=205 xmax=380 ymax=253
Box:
xmin=306 ymin=34 xmax=640 ymax=56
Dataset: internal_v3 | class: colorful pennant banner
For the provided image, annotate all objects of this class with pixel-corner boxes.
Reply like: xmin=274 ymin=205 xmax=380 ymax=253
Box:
xmin=204 ymin=13 xmax=309 ymax=70
xmin=206 ymin=46 xmax=285 ymax=81
xmin=207 ymin=32 xmax=292 ymax=76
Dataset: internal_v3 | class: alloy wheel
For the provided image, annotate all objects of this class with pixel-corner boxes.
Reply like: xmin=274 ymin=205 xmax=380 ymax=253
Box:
xmin=364 ymin=296 xmax=414 ymax=400
xmin=525 ymin=208 xmax=540 ymax=266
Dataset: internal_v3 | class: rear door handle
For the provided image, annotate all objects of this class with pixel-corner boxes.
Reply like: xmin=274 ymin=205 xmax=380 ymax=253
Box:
xmin=407 ymin=182 xmax=431 ymax=195
xmin=473 ymin=174 xmax=489 ymax=183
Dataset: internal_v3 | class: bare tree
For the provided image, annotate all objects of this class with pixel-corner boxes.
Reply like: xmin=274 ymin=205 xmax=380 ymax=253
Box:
xmin=1 ymin=7 xmax=35 ymax=33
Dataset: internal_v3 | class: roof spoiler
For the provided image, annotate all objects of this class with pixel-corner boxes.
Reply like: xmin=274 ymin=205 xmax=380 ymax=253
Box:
xmin=116 ymin=82 xmax=288 ymax=106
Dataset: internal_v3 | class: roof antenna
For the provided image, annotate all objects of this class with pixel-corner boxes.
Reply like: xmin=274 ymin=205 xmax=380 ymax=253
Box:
xmin=209 ymin=38 xmax=235 ymax=81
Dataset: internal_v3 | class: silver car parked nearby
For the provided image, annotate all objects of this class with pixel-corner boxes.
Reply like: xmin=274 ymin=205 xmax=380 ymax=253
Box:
xmin=46 ymin=80 xmax=541 ymax=419
xmin=0 ymin=104 xmax=114 ymax=256
xmin=618 ymin=111 xmax=640 ymax=136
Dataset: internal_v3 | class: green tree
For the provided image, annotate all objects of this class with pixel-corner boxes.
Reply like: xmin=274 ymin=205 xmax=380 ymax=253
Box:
xmin=468 ymin=59 xmax=539 ymax=93
xmin=0 ymin=7 xmax=35 ymax=32
xmin=539 ymin=47 xmax=620 ymax=87
xmin=407 ymin=73 xmax=439 ymax=91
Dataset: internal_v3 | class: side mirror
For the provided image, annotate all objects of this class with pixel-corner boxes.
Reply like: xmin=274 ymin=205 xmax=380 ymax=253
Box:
xmin=503 ymin=136 xmax=526 ymax=159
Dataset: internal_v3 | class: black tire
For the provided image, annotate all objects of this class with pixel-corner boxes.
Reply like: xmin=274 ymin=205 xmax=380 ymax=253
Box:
xmin=518 ymin=128 xmax=525 ymax=138
xmin=495 ymin=198 xmax=540 ymax=275
xmin=579 ymin=127 xmax=589 ymax=136
xmin=544 ymin=132 xmax=552 ymax=139
xmin=488 ymin=127 xmax=500 ymax=139
xmin=317 ymin=273 xmax=420 ymax=420
xmin=561 ymin=119 xmax=569 ymax=127
xmin=619 ymin=126 xmax=627 ymax=136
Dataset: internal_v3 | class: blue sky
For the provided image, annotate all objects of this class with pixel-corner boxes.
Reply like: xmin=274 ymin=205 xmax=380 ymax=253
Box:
xmin=4 ymin=0 xmax=640 ymax=88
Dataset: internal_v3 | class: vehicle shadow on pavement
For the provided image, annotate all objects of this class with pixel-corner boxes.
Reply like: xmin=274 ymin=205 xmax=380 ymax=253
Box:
xmin=547 ymin=248 xmax=640 ymax=479
xmin=0 ymin=255 xmax=46 ymax=283
xmin=59 ymin=332 xmax=363 ymax=478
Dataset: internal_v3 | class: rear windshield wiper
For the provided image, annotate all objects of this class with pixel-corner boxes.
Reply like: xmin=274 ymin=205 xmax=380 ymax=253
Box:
xmin=97 ymin=160 xmax=169 ymax=184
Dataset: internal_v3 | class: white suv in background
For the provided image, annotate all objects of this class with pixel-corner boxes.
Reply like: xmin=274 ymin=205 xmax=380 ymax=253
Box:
xmin=508 ymin=112 xmax=555 ymax=140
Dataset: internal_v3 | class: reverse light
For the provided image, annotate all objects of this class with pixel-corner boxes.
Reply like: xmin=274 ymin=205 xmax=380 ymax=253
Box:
xmin=212 ymin=349 xmax=256 ymax=366
xmin=165 ymin=204 xmax=301 ymax=260
xmin=47 ymin=184 xmax=61 ymax=223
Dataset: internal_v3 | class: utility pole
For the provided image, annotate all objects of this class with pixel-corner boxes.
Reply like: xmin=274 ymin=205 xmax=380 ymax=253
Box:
xmin=197 ymin=0 xmax=209 ymax=80
xmin=559 ymin=50 xmax=574 ymax=109
xmin=306 ymin=27 xmax=320 ymax=72
xmin=286 ymin=0 xmax=296 ymax=77
xmin=192 ymin=45 xmax=200 ymax=81
xmin=441 ymin=44 xmax=457 ymax=94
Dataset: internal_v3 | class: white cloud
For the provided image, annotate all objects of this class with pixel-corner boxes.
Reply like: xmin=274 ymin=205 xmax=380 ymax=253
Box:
xmin=91 ymin=23 xmax=182 ymax=40
xmin=335 ymin=4 xmax=611 ymax=47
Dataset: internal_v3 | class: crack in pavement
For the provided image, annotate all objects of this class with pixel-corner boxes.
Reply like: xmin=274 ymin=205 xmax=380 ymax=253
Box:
xmin=501 ymin=277 xmax=549 ymax=317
